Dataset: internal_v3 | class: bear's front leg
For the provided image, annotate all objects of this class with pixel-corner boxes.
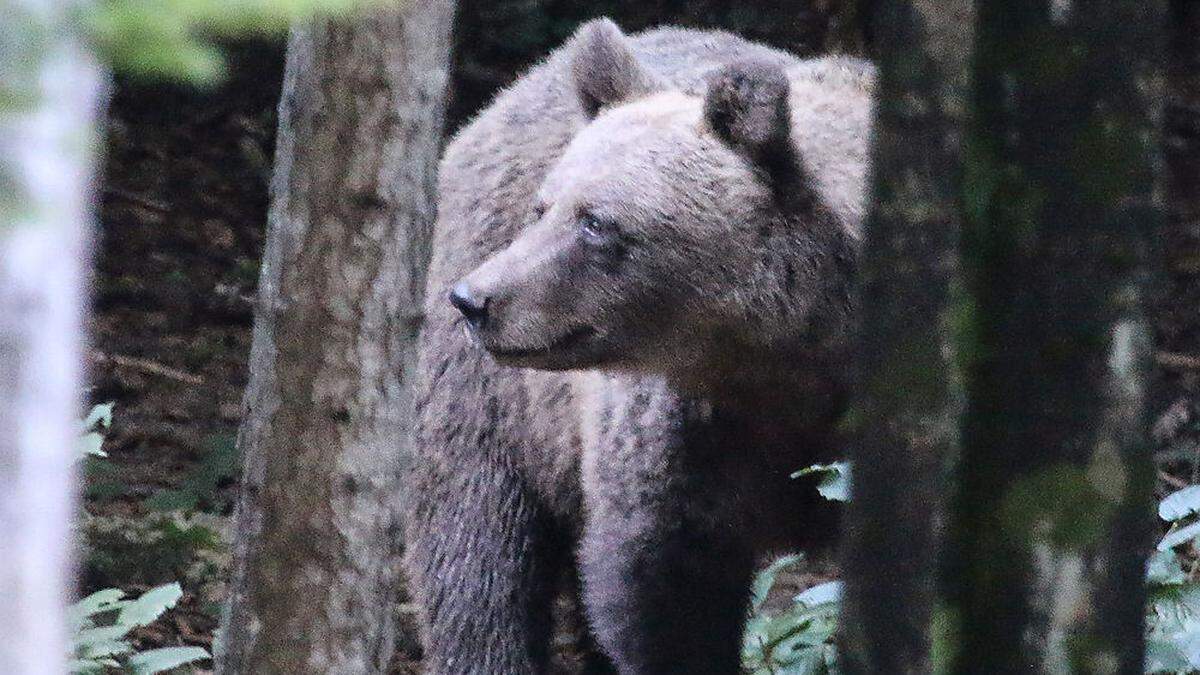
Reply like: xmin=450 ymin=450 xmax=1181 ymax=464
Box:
xmin=405 ymin=450 xmax=565 ymax=675
xmin=579 ymin=386 xmax=755 ymax=675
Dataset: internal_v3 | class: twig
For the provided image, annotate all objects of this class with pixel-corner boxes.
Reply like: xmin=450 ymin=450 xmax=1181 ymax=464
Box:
xmin=103 ymin=188 xmax=169 ymax=213
xmin=91 ymin=350 xmax=204 ymax=385
xmin=1157 ymin=351 xmax=1200 ymax=371
xmin=1159 ymin=469 xmax=1190 ymax=491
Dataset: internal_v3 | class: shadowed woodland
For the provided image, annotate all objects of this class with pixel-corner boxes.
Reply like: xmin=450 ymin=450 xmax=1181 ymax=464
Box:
xmin=2 ymin=0 xmax=1199 ymax=673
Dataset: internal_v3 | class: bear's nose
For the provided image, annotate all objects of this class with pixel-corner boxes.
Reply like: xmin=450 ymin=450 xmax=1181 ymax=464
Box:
xmin=449 ymin=282 xmax=489 ymax=331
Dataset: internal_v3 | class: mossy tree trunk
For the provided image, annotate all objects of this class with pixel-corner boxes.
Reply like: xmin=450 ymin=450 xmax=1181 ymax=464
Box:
xmin=839 ymin=1 xmax=971 ymax=673
xmin=215 ymin=2 xmax=455 ymax=672
xmin=0 ymin=2 xmax=104 ymax=673
xmin=945 ymin=1 xmax=1164 ymax=671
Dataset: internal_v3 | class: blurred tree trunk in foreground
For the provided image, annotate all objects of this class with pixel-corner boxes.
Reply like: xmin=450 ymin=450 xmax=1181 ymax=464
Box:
xmin=216 ymin=2 xmax=455 ymax=672
xmin=1152 ymin=0 xmax=1200 ymax=449
xmin=814 ymin=0 xmax=871 ymax=55
xmin=839 ymin=0 xmax=971 ymax=673
xmin=0 ymin=1 xmax=104 ymax=673
xmin=946 ymin=1 xmax=1163 ymax=671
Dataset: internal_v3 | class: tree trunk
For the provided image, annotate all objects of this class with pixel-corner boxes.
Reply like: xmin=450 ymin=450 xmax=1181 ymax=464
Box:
xmin=1152 ymin=0 xmax=1200 ymax=447
xmin=838 ymin=1 xmax=971 ymax=673
xmin=813 ymin=0 xmax=871 ymax=55
xmin=215 ymin=2 xmax=455 ymax=672
xmin=0 ymin=2 xmax=104 ymax=673
xmin=946 ymin=1 xmax=1164 ymax=671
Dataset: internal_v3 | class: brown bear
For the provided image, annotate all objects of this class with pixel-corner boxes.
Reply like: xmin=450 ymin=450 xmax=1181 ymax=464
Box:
xmin=404 ymin=18 xmax=874 ymax=675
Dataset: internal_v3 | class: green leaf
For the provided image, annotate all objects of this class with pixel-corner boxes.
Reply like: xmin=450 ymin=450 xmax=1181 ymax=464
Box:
xmin=751 ymin=554 xmax=803 ymax=611
xmin=792 ymin=463 xmax=851 ymax=502
xmin=67 ymin=658 xmax=108 ymax=674
xmin=796 ymin=581 xmax=842 ymax=608
xmin=76 ymin=638 xmax=132 ymax=661
xmin=115 ymin=583 xmax=183 ymax=629
xmin=1147 ymin=640 xmax=1189 ymax=673
xmin=79 ymin=431 xmax=107 ymax=458
xmin=72 ymin=625 xmax=131 ymax=658
xmin=1159 ymin=521 xmax=1200 ymax=552
xmin=1162 ymin=486 xmax=1200 ymax=523
xmin=127 ymin=646 xmax=210 ymax=675
xmin=1148 ymin=549 xmax=1188 ymax=587
xmin=68 ymin=588 xmax=127 ymax=622
xmin=79 ymin=0 xmax=380 ymax=84
xmin=82 ymin=403 xmax=114 ymax=430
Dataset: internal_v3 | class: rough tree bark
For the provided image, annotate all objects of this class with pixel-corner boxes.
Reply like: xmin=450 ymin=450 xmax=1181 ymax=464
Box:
xmin=839 ymin=1 xmax=971 ymax=673
xmin=946 ymin=1 xmax=1164 ymax=671
xmin=0 ymin=1 xmax=104 ymax=673
xmin=215 ymin=2 xmax=455 ymax=672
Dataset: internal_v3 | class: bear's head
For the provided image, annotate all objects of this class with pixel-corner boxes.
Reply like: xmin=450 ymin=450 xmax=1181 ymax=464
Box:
xmin=450 ymin=20 xmax=857 ymax=383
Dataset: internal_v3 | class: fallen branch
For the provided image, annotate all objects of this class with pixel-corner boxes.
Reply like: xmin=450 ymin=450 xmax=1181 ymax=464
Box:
xmin=91 ymin=350 xmax=204 ymax=385
xmin=1159 ymin=470 xmax=1190 ymax=491
xmin=103 ymin=188 xmax=169 ymax=213
xmin=1157 ymin=351 xmax=1200 ymax=371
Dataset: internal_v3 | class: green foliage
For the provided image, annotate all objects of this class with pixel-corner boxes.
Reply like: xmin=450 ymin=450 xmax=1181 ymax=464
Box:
xmin=999 ymin=465 xmax=1116 ymax=551
xmin=1147 ymin=485 xmax=1200 ymax=673
xmin=68 ymin=582 xmax=209 ymax=674
xmin=80 ymin=403 xmax=115 ymax=459
xmin=742 ymin=464 xmax=848 ymax=673
xmin=146 ymin=434 xmax=238 ymax=512
xmin=84 ymin=514 xmax=221 ymax=590
xmin=78 ymin=0 xmax=382 ymax=83
xmin=72 ymin=404 xmax=211 ymax=674
xmin=743 ymin=555 xmax=841 ymax=674
xmin=751 ymin=463 xmax=1200 ymax=673
xmin=791 ymin=462 xmax=851 ymax=503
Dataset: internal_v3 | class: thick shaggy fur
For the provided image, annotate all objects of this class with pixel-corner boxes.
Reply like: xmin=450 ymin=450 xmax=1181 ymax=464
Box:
xmin=405 ymin=19 xmax=874 ymax=675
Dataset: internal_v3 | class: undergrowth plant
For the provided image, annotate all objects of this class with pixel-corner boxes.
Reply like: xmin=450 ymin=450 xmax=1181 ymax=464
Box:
xmin=742 ymin=463 xmax=848 ymax=675
xmin=69 ymin=582 xmax=208 ymax=674
xmin=71 ymin=404 xmax=210 ymax=674
xmin=1147 ymin=484 xmax=1200 ymax=673
xmin=743 ymin=462 xmax=1200 ymax=674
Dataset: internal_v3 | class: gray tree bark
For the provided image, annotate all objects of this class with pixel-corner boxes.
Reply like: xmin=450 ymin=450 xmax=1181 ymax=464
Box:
xmin=0 ymin=1 xmax=104 ymax=673
xmin=946 ymin=1 xmax=1164 ymax=671
xmin=839 ymin=1 xmax=971 ymax=673
xmin=215 ymin=2 xmax=455 ymax=672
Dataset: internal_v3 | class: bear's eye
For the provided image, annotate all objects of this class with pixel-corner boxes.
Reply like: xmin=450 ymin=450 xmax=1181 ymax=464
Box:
xmin=532 ymin=203 xmax=548 ymax=220
xmin=578 ymin=214 xmax=616 ymax=247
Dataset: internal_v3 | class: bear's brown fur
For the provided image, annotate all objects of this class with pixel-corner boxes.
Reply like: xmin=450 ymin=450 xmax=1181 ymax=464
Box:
xmin=404 ymin=18 xmax=874 ymax=674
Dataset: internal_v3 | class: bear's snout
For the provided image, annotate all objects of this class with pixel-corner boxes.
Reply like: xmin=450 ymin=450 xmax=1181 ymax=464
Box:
xmin=449 ymin=282 xmax=489 ymax=332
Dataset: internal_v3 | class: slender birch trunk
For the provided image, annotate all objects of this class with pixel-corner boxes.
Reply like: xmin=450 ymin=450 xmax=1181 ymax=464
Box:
xmin=0 ymin=1 xmax=104 ymax=673
xmin=216 ymin=2 xmax=455 ymax=672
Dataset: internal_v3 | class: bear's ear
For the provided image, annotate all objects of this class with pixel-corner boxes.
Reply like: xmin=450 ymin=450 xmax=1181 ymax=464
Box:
xmin=571 ymin=19 xmax=662 ymax=119
xmin=703 ymin=60 xmax=794 ymax=173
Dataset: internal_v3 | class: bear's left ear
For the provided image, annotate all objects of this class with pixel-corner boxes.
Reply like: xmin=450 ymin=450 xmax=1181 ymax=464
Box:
xmin=703 ymin=60 xmax=795 ymax=176
xmin=571 ymin=18 xmax=662 ymax=118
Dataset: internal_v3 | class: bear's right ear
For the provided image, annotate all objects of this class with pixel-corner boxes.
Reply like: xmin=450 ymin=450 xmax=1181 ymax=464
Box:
xmin=571 ymin=19 xmax=662 ymax=119
xmin=703 ymin=60 xmax=795 ymax=178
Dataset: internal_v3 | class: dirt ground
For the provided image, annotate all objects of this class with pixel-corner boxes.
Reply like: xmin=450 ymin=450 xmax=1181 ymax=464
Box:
xmin=84 ymin=40 xmax=280 ymax=669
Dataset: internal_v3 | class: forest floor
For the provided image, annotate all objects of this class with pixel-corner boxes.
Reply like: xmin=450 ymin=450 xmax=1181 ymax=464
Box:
xmin=83 ymin=42 xmax=296 ymax=672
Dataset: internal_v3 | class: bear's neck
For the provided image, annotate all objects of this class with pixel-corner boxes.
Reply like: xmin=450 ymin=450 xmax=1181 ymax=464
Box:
xmin=663 ymin=346 xmax=850 ymax=433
